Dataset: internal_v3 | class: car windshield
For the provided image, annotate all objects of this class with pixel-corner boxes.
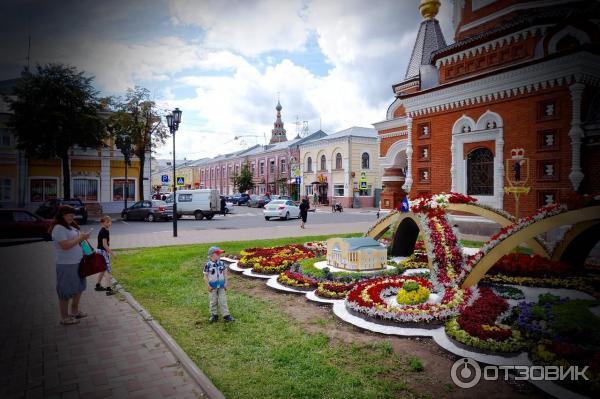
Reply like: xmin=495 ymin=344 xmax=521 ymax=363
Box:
xmin=269 ymin=200 xmax=285 ymax=205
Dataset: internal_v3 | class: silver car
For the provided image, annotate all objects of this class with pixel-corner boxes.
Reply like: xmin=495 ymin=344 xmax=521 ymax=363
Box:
xmin=263 ymin=200 xmax=301 ymax=221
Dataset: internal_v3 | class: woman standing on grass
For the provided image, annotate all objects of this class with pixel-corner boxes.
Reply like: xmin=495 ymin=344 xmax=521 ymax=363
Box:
xmin=51 ymin=206 xmax=91 ymax=325
xmin=299 ymin=197 xmax=310 ymax=229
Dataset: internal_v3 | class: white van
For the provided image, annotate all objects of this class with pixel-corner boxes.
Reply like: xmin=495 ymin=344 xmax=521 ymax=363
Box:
xmin=170 ymin=189 xmax=220 ymax=220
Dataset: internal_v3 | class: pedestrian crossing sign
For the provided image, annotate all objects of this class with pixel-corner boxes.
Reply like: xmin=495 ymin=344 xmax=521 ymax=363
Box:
xmin=176 ymin=176 xmax=185 ymax=186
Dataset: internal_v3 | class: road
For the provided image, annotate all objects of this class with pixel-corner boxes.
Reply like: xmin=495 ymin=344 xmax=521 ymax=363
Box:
xmin=77 ymin=206 xmax=379 ymax=249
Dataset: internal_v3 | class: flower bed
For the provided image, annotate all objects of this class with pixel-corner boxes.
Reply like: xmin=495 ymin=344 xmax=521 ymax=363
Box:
xmin=238 ymin=244 xmax=315 ymax=274
xmin=277 ymin=270 xmax=318 ymax=290
xmin=410 ymin=192 xmax=477 ymax=214
xmin=419 ymin=213 xmax=468 ymax=289
xmin=467 ymin=203 xmax=567 ymax=269
xmin=303 ymin=241 xmax=327 ymax=256
xmin=490 ymin=253 xmax=576 ymax=277
xmin=345 ymin=276 xmax=478 ymax=324
xmin=396 ymin=281 xmax=430 ymax=305
xmin=445 ymin=287 xmax=526 ymax=353
xmin=315 ymin=281 xmax=356 ymax=299
xmin=396 ymin=252 xmax=428 ymax=270
xmin=481 ymin=274 xmax=600 ymax=299
xmin=486 ymin=284 xmax=525 ymax=300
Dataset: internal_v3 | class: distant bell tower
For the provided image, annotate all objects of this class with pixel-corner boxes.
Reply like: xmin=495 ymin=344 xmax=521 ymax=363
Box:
xmin=270 ymin=100 xmax=288 ymax=144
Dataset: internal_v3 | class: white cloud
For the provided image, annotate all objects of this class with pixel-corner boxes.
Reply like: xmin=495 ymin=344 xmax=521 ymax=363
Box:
xmin=168 ymin=0 xmax=309 ymax=56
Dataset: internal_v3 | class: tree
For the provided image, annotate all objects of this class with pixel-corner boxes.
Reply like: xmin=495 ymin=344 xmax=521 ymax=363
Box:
xmin=237 ymin=162 xmax=255 ymax=193
xmin=7 ymin=63 xmax=107 ymax=199
xmin=230 ymin=171 xmax=240 ymax=192
xmin=107 ymin=87 xmax=169 ymax=200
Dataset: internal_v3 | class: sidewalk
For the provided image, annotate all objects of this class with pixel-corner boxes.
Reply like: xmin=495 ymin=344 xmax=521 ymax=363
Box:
xmin=0 ymin=242 xmax=208 ymax=399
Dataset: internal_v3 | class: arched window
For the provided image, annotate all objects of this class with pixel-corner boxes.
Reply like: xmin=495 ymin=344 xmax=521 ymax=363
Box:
xmin=467 ymin=148 xmax=494 ymax=195
xmin=307 ymin=157 xmax=312 ymax=172
xmin=320 ymin=155 xmax=326 ymax=171
xmin=361 ymin=152 xmax=370 ymax=169
xmin=335 ymin=153 xmax=342 ymax=169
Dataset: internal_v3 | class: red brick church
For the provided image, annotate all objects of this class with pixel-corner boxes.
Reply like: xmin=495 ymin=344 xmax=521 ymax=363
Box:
xmin=374 ymin=0 xmax=600 ymax=216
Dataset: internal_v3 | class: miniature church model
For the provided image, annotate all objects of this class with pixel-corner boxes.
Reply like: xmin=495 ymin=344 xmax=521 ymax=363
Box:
xmin=326 ymin=237 xmax=387 ymax=271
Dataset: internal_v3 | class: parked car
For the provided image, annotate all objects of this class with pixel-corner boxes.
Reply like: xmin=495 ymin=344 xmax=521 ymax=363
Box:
xmin=263 ymin=200 xmax=301 ymax=220
xmin=121 ymin=200 xmax=171 ymax=222
xmin=248 ymin=195 xmax=270 ymax=208
xmin=0 ymin=209 xmax=52 ymax=240
xmin=35 ymin=198 xmax=88 ymax=224
xmin=231 ymin=193 xmax=251 ymax=205
xmin=270 ymin=195 xmax=292 ymax=201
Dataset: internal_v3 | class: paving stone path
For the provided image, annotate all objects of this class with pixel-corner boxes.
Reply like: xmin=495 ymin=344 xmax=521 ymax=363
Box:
xmin=0 ymin=241 xmax=205 ymax=399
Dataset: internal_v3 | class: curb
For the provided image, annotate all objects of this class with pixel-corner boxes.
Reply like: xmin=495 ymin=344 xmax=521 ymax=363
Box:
xmin=114 ymin=280 xmax=226 ymax=399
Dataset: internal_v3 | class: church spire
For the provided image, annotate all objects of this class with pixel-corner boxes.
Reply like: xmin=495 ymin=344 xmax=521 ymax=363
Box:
xmin=270 ymin=100 xmax=287 ymax=144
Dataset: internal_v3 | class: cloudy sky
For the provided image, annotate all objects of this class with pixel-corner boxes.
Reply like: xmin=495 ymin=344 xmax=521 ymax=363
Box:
xmin=0 ymin=0 xmax=454 ymax=159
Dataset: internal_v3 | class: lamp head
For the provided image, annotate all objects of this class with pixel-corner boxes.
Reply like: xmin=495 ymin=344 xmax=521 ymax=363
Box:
xmin=172 ymin=108 xmax=182 ymax=124
xmin=166 ymin=114 xmax=173 ymax=128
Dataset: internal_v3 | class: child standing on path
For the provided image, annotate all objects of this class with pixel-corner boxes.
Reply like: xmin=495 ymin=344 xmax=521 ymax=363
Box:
xmin=95 ymin=216 xmax=116 ymax=295
xmin=203 ymin=246 xmax=235 ymax=323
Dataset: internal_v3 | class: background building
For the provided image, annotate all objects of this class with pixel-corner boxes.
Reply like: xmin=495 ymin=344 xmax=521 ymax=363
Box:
xmin=300 ymin=126 xmax=381 ymax=208
xmin=374 ymin=0 xmax=600 ymax=215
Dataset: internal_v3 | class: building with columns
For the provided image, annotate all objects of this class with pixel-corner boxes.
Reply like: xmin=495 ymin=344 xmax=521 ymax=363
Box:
xmin=374 ymin=0 xmax=600 ymax=216
xmin=197 ymin=101 xmax=327 ymax=197
xmin=300 ymin=126 xmax=381 ymax=208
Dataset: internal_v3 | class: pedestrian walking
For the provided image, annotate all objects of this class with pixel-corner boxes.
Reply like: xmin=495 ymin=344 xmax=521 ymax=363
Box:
xmin=312 ymin=192 xmax=318 ymax=207
xmin=51 ymin=206 xmax=91 ymax=325
xmin=299 ymin=197 xmax=310 ymax=229
xmin=95 ymin=216 xmax=116 ymax=295
xmin=204 ymin=246 xmax=235 ymax=323
xmin=220 ymin=196 xmax=227 ymax=216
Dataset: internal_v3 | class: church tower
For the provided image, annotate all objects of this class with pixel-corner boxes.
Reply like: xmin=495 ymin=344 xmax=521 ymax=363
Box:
xmin=270 ymin=100 xmax=288 ymax=144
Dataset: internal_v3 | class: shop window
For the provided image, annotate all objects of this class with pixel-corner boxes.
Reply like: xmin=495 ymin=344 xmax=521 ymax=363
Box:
xmin=537 ymin=159 xmax=559 ymax=181
xmin=305 ymin=185 xmax=313 ymax=196
xmin=335 ymin=153 xmax=342 ymax=170
xmin=72 ymin=178 xmax=98 ymax=202
xmin=537 ymin=129 xmax=559 ymax=151
xmin=333 ymin=184 xmax=344 ymax=196
xmin=1 ymin=178 xmax=12 ymax=202
xmin=361 ymin=152 xmax=370 ymax=169
xmin=466 ymin=148 xmax=494 ymax=195
xmin=30 ymin=178 xmax=57 ymax=202
xmin=112 ymin=179 xmax=135 ymax=201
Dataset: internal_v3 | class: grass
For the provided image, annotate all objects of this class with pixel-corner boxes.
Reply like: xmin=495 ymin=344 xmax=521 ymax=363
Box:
xmin=408 ymin=357 xmax=424 ymax=372
xmin=113 ymin=234 xmax=423 ymax=399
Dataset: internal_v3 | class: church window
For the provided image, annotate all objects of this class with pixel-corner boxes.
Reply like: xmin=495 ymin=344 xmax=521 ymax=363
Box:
xmin=335 ymin=153 xmax=342 ymax=169
xmin=466 ymin=148 xmax=494 ymax=195
xmin=361 ymin=152 xmax=370 ymax=169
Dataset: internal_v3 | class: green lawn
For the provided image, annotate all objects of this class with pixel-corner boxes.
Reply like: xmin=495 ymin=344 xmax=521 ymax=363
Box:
xmin=113 ymin=234 xmax=425 ymax=399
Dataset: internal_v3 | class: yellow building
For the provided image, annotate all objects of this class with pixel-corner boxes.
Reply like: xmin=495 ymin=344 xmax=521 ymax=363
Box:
xmin=300 ymin=126 xmax=381 ymax=208
xmin=326 ymin=237 xmax=387 ymax=271
xmin=0 ymin=79 xmax=150 ymax=213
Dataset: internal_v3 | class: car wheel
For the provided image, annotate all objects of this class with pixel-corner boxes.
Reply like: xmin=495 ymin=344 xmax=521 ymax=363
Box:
xmin=265 ymin=216 xmax=270 ymax=221
xmin=122 ymin=213 xmax=128 ymax=221
xmin=284 ymin=212 xmax=289 ymax=220
xmin=204 ymin=213 xmax=214 ymax=220
xmin=194 ymin=211 xmax=204 ymax=220
xmin=146 ymin=213 xmax=155 ymax=222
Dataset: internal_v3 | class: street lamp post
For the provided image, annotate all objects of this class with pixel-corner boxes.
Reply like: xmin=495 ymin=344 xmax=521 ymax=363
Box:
xmin=166 ymin=108 xmax=182 ymax=237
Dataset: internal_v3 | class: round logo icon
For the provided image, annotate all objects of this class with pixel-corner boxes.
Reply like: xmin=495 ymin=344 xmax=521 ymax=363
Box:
xmin=450 ymin=358 xmax=481 ymax=389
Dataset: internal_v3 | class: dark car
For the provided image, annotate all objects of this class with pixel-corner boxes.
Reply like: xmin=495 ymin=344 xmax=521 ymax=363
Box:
xmin=232 ymin=193 xmax=251 ymax=205
xmin=247 ymin=195 xmax=270 ymax=208
xmin=121 ymin=200 xmax=171 ymax=222
xmin=35 ymin=198 xmax=88 ymax=224
xmin=0 ymin=209 xmax=52 ymax=240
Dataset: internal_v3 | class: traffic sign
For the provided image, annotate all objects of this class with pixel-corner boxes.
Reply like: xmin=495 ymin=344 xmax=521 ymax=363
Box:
xmin=360 ymin=181 xmax=367 ymax=189
xmin=295 ymin=176 xmax=301 ymax=185
xmin=161 ymin=174 xmax=169 ymax=183
xmin=176 ymin=176 xmax=185 ymax=185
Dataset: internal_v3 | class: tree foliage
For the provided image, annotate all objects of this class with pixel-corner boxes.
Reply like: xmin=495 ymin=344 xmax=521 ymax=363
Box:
xmin=237 ymin=162 xmax=255 ymax=193
xmin=107 ymin=87 xmax=169 ymax=200
xmin=6 ymin=63 xmax=107 ymax=199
